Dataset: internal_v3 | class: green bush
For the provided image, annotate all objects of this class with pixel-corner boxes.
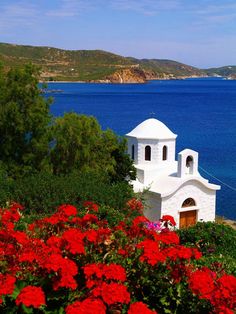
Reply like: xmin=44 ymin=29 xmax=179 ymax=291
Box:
xmin=0 ymin=171 xmax=133 ymax=215
xmin=178 ymin=222 xmax=236 ymax=257
xmin=178 ymin=222 xmax=236 ymax=274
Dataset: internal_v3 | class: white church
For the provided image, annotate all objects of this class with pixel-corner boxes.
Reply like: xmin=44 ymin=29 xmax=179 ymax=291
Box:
xmin=126 ymin=118 xmax=220 ymax=228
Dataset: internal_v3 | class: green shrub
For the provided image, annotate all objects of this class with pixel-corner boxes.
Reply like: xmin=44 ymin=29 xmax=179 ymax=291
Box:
xmin=0 ymin=171 xmax=133 ymax=215
xmin=178 ymin=222 xmax=236 ymax=274
xmin=178 ymin=222 xmax=236 ymax=257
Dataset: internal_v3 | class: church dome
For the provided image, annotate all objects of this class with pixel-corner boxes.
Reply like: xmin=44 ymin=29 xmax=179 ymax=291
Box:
xmin=126 ymin=118 xmax=177 ymax=140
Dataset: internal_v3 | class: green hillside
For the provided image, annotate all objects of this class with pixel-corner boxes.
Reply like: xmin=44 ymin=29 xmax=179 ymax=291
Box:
xmin=0 ymin=43 xmax=134 ymax=81
xmin=204 ymin=65 xmax=236 ymax=78
xmin=130 ymin=57 xmax=204 ymax=77
xmin=1 ymin=42 xmax=234 ymax=81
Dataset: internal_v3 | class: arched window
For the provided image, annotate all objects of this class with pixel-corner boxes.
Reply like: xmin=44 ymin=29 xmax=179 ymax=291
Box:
xmin=186 ymin=156 xmax=193 ymax=167
xmin=162 ymin=145 xmax=167 ymax=160
xmin=182 ymin=198 xmax=196 ymax=208
xmin=186 ymin=156 xmax=194 ymax=174
xmin=131 ymin=145 xmax=135 ymax=160
xmin=145 ymin=145 xmax=151 ymax=161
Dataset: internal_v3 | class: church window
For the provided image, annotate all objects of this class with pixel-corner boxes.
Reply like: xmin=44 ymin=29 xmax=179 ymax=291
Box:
xmin=186 ymin=156 xmax=193 ymax=167
xmin=186 ymin=156 xmax=194 ymax=174
xmin=163 ymin=145 xmax=168 ymax=160
xmin=145 ymin=145 xmax=151 ymax=161
xmin=131 ymin=145 xmax=135 ymax=160
xmin=182 ymin=198 xmax=196 ymax=207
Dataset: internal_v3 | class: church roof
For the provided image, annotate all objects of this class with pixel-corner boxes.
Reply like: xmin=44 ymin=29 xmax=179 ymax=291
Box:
xmin=131 ymin=163 xmax=221 ymax=197
xmin=126 ymin=118 xmax=177 ymax=140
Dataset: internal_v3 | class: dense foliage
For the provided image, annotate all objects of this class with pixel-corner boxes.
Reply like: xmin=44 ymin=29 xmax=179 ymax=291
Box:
xmin=0 ymin=63 xmax=135 ymax=181
xmin=178 ymin=222 xmax=236 ymax=275
xmin=0 ymin=171 xmax=133 ymax=215
xmin=0 ymin=201 xmax=235 ymax=313
xmin=0 ymin=64 xmax=52 ymax=177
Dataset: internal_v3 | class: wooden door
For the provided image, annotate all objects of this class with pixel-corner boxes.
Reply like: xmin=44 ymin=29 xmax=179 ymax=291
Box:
xmin=180 ymin=210 xmax=197 ymax=228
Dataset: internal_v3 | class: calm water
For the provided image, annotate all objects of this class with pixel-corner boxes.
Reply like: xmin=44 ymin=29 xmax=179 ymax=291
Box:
xmin=45 ymin=78 xmax=236 ymax=220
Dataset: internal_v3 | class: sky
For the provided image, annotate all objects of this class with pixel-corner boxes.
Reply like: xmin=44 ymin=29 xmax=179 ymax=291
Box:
xmin=0 ymin=0 xmax=235 ymax=68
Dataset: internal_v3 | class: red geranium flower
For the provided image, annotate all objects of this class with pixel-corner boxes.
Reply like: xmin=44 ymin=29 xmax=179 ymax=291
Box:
xmin=161 ymin=215 xmax=176 ymax=226
xmin=128 ymin=302 xmax=157 ymax=314
xmin=16 ymin=286 xmax=45 ymax=308
xmin=83 ymin=201 xmax=99 ymax=212
xmin=188 ymin=268 xmax=216 ymax=300
xmin=0 ymin=274 xmax=16 ymax=302
xmin=10 ymin=202 xmax=24 ymax=211
xmin=137 ymin=239 xmax=166 ymax=265
xmin=126 ymin=198 xmax=144 ymax=211
xmin=65 ymin=298 xmax=106 ymax=314
xmin=62 ymin=228 xmax=85 ymax=255
xmin=94 ymin=282 xmax=130 ymax=305
xmin=57 ymin=204 xmax=77 ymax=217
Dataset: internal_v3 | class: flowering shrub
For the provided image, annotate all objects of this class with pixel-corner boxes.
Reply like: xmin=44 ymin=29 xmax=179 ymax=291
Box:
xmin=0 ymin=200 xmax=235 ymax=313
xmin=15 ymin=286 xmax=46 ymax=308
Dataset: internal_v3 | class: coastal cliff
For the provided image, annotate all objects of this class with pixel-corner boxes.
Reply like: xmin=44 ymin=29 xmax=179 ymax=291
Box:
xmin=105 ymin=67 xmax=147 ymax=83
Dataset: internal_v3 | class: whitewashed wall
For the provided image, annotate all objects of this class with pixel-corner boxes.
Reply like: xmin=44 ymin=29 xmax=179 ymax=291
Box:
xmin=127 ymin=137 xmax=138 ymax=163
xmin=144 ymin=192 xmax=162 ymax=221
xmin=161 ymin=180 xmax=216 ymax=228
xmin=127 ymin=138 xmax=176 ymax=165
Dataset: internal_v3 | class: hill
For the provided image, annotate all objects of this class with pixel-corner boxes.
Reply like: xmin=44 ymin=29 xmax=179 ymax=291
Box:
xmin=204 ymin=65 xmax=236 ymax=79
xmin=0 ymin=42 xmax=235 ymax=82
xmin=0 ymin=42 xmax=207 ymax=82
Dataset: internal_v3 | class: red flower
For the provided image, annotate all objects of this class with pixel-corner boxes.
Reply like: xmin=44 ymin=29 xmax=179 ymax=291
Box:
xmin=83 ymin=201 xmax=99 ymax=212
xmin=217 ymin=274 xmax=236 ymax=299
xmin=62 ymin=228 xmax=85 ymax=255
xmin=82 ymin=214 xmax=98 ymax=224
xmin=132 ymin=216 xmax=149 ymax=226
xmin=16 ymin=286 xmax=45 ymax=308
xmin=57 ymin=204 xmax=77 ymax=217
xmin=101 ymin=264 xmax=127 ymax=281
xmin=0 ymin=274 xmax=16 ymax=301
xmin=188 ymin=269 xmax=216 ymax=300
xmin=128 ymin=302 xmax=157 ymax=314
xmin=83 ymin=263 xmax=127 ymax=289
xmin=94 ymin=282 xmax=130 ymax=305
xmin=158 ymin=231 xmax=180 ymax=245
xmin=12 ymin=231 xmax=29 ymax=245
xmin=137 ymin=240 xmax=166 ymax=265
xmin=126 ymin=198 xmax=144 ymax=211
xmin=46 ymin=235 xmax=62 ymax=253
xmin=161 ymin=215 xmax=176 ymax=226
xmin=216 ymin=306 xmax=234 ymax=314
xmin=65 ymin=298 xmax=106 ymax=314
xmin=213 ymin=274 xmax=236 ymax=310
xmin=10 ymin=202 xmax=24 ymax=211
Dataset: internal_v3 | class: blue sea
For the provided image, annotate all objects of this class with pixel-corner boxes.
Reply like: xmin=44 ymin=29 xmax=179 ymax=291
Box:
xmin=45 ymin=78 xmax=236 ymax=220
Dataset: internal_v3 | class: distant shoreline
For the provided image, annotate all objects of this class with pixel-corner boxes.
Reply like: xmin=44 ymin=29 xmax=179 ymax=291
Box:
xmin=41 ymin=76 xmax=228 ymax=84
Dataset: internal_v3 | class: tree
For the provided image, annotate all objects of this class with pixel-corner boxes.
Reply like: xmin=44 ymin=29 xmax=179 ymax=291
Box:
xmin=50 ymin=113 xmax=103 ymax=174
xmin=0 ymin=64 xmax=52 ymax=177
xmin=50 ymin=113 xmax=136 ymax=181
xmin=0 ymin=63 xmax=135 ymax=182
xmin=110 ymin=137 xmax=136 ymax=182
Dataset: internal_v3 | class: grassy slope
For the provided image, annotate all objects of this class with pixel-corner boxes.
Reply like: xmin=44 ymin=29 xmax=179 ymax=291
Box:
xmin=0 ymin=42 xmax=204 ymax=81
xmin=1 ymin=42 xmax=235 ymax=81
xmin=0 ymin=43 xmax=134 ymax=81
xmin=204 ymin=65 xmax=236 ymax=77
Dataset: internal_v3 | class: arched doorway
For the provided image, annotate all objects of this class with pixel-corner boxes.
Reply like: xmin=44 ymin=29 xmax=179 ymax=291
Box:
xmin=179 ymin=198 xmax=197 ymax=228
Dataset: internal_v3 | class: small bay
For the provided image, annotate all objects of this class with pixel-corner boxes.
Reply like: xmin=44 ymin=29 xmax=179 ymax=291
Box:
xmin=45 ymin=78 xmax=236 ymax=220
